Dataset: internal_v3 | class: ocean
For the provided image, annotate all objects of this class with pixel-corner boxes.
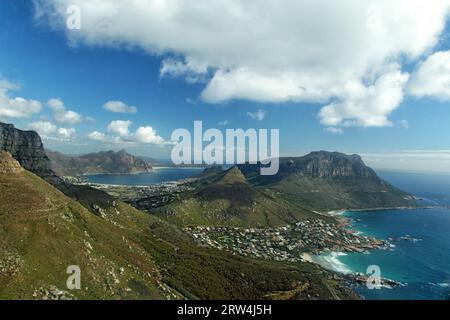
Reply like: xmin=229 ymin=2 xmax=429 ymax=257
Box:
xmin=313 ymin=170 xmax=450 ymax=300
xmin=84 ymin=167 xmax=205 ymax=185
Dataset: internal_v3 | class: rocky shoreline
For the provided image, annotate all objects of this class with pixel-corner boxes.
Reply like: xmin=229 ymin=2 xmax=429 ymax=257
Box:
xmin=184 ymin=219 xmax=391 ymax=260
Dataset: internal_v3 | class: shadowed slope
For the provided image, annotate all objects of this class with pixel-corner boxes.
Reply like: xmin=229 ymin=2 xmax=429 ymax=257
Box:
xmin=155 ymin=166 xmax=323 ymax=227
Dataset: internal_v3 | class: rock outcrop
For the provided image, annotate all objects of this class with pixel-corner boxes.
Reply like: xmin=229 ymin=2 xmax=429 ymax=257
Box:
xmin=0 ymin=151 xmax=24 ymax=174
xmin=0 ymin=123 xmax=52 ymax=176
xmin=238 ymin=151 xmax=379 ymax=181
xmin=284 ymin=151 xmax=378 ymax=178
xmin=0 ymin=122 xmax=114 ymax=210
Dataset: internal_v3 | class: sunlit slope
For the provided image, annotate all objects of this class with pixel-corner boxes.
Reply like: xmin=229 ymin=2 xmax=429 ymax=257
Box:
xmin=0 ymin=152 xmax=356 ymax=300
xmin=0 ymin=152 xmax=169 ymax=299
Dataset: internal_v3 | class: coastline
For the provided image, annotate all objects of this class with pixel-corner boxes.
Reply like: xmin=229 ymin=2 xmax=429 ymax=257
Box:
xmin=326 ymin=205 xmax=440 ymax=217
xmin=310 ymin=206 xmax=450 ymax=299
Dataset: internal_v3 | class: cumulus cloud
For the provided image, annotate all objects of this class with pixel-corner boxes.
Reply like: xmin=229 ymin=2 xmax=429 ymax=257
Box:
xmin=319 ymin=65 xmax=409 ymax=127
xmin=34 ymin=0 xmax=450 ymax=127
xmin=247 ymin=109 xmax=266 ymax=121
xmin=48 ymin=98 xmax=83 ymax=124
xmin=408 ymin=51 xmax=450 ymax=100
xmin=160 ymin=57 xmax=208 ymax=83
xmin=134 ymin=126 xmax=165 ymax=144
xmin=0 ymin=79 xmax=42 ymax=119
xmin=94 ymin=120 xmax=167 ymax=145
xmin=88 ymin=131 xmax=107 ymax=142
xmin=107 ymin=120 xmax=132 ymax=137
xmin=29 ymin=121 xmax=57 ymax=136
xmin=103 ymin=100 xmax=138 ymax=114
xmin=57 ymin=127 xmax=76 ymax=140
xmin=29 ymin=120 xmax=75 ymax=141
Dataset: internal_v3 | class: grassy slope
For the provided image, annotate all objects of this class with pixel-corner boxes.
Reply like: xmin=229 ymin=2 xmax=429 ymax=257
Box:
xmin=154 ymin=167 xmax=328 ymax=228
xmin=0 ymin=169 xmax=356 ymax=300
xmin=265 ymin=175 xmax=415 ymax=212
xmin=0 ymin=170 xmax=168 ymax=299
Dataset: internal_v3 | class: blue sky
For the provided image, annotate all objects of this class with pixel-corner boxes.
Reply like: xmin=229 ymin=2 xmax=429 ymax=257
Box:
xmin=1 ymin=1 xmax=450 ymax=172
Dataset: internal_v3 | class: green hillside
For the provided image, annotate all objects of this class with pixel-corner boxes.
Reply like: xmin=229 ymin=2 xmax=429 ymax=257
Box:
xmin=0 ymin=152 xmax=356 ymax=300
xmin=154 ymin=166 xmax=324 ymax=227
xmin=151 ymin=152 xmax=417 ymax=228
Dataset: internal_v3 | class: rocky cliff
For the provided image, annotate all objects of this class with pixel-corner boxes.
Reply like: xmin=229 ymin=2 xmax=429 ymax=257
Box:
xmin=236 ymin=151 xmax=417 ymax=211
xmin=0 ymin=122 xmax=114 ymax=210
xmin=281 ymin=151 xmax=378 ymax=178
xmin=0 ymin=122 xmax=52 ymax=176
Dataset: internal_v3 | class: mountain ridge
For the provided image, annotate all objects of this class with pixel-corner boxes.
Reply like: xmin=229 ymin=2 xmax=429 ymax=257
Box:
xmin=152 ymin=152 xmax=417 ymax=227
xmin=46 ymin=149 xmax=153 ymax=176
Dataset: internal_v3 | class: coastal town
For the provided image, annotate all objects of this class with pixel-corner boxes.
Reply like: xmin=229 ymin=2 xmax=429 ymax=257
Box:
xmin=183 ymin=219 xmax=391 ymax=262
xmin=63 ymin=176 xmax=196 ymax=210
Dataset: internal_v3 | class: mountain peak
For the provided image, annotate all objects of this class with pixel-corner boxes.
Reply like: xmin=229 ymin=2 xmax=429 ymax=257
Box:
xmin=221 ymin=166 xmax=248 ymax=184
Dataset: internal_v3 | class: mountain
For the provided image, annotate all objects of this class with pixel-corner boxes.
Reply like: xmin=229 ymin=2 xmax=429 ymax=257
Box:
xmin=46 ymin=149 xmax=153 ymax=176
xmin=137 ymin=155 xmax=160 ymax=166
xmin=0 ymin=150 xmax=356 ymax=300
xmin=152 ymin=152 xmax=416 ymax=227
xmin=237 ymin=151 xmax=416 ymax=211
xmin=0 ymin=122 xmax=115 ymax=211
xmin=0 ymin=122 xmax=52 ymax=176
xmin=154 ymin=165 xmax=330 ymax=227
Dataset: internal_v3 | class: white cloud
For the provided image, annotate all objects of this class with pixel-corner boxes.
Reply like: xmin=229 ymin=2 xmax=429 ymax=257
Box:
xmin=98 ymin=120 xmax=167 ymax=145
xmin=325 ymin=127 xmax=344 ymax=135
xmin=319 ymin=65 xmax=409 ymax=127
xmin=34 ymin=0 xmax=450 ymax=127
xmin=57 ymin=127 xmax=76 ymax=140
xmin=103 ymin=100 xmax=138 ymax=114
xmin=107 ymin=120 xmax=132 ymax=137
xmin=29 ymin=121 xmax=57 ymax=136
xmin=408 ymin=50 xmax=450 ymax=100
xmin=134 ymin=126 xmax=165 ymax=144
xmin=160 ymin=57 xmax=208 ymax=83
xmin=247 ymin=109 xmax=266 ymax=121
xmin=88 ymin=131 xmax=107 ymax=142
xmin=0 ymin=80 xmax=42 ymax=119
xmin=48 ymin=98 xmax=83 ymax=124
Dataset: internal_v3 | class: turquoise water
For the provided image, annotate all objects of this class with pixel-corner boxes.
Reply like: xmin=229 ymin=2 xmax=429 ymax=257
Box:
xmin=85 ymin=167 xmax=204 ymax=185
xmin=317 ymin=171 xmax=450 ymax=300
xmin=342 ymin=209 xmax=450 ymax=300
